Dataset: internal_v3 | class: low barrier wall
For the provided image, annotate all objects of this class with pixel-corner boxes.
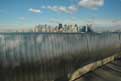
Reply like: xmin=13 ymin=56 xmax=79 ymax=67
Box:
xmin=0 ymin=32 xmax=121 ymax=81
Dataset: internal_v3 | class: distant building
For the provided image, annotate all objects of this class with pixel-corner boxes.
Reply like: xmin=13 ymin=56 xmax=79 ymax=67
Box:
xmin=74 ymin=24 xmax=78 ymax=32
xmin=32 ymin=23 xmax=94 ymax=33
xmin=87 ymin=24 xmax=93 ymax=33
xmin=81 ymin=26 xmax=86 ymax=32
xmin=63 ymin=24 xmax=68 ymax=32
xmin=58 ymin=24 xmax=63 ymax=32
xmin=80 ymin=24 xmax=93 ymax=33
xmin=58 ymin=24 xmax=63 ymax=30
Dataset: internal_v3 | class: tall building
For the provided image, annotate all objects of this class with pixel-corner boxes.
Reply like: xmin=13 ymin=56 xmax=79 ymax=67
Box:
xmin=64 ymin=24 xmax=68 ymax=32
xmin=87 ymin=24 xmax=93 ymax=33
xmin=58 ymin=24 xmax=63 ymax=32
xmin=81 ymin=26 xmax=86 ymax=32
xmin=80 ymin=24 xmax=94 ymax=33
xmin=58 ymin=24 xmax=63 ymax=30
xmin=74 ymin=24 xmax=78 ymax=32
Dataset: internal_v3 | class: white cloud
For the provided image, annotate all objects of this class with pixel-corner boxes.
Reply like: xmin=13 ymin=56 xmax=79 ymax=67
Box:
xmin=41 ymin=0 xmax=105 ymax=14
xmin=28 ymin=8 xmax=41 ymax=13
xmin=68 ymin=6 xmax=78 ymax=12
xmin=47 ymin=6 xmax=58 ymax=12
xmin=79 ymin=0 xmax=104 ymax=9
xmin=45 ymin=5 xmax=78 ymax=14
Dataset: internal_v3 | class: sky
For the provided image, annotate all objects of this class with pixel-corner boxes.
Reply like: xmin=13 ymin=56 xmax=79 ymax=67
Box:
xmin=0 ymin=0 xmax=121 ymax=29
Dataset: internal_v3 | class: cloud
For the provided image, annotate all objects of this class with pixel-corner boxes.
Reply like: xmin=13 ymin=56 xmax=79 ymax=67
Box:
xmin=79 ymin=0 xmax=104 ymax=9
xmin=68 ymin=6 xmax=78 ymax=13
xmin=43 ymin=5 xmax=78 ymax=14
xmin=41 ymin=0 xmax=105 ymax=14
xmin=28 ymin=8 xmax=41 ymax=13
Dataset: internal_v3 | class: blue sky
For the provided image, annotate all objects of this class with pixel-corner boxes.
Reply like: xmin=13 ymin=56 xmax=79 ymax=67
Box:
xmin=0 ymin=0 xmax=121 ymax=29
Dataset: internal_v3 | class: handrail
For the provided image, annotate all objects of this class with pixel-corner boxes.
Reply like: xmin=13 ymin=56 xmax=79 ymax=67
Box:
xmin=69 ymin=53 xmax=121 ymax=81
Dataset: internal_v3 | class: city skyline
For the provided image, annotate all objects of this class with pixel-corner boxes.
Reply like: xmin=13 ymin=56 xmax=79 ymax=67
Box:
xmin=0 ymin=0 xmax=121 ymax=29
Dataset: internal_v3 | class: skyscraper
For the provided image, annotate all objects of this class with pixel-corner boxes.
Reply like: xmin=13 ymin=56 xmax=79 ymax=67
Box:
xmin=58 ymin=24 xmax=63 ymax=30
xmin=87 ymin=24 xmax=93 ymax=33
xmin=81 ymin=26 xmax=86 ymax=32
